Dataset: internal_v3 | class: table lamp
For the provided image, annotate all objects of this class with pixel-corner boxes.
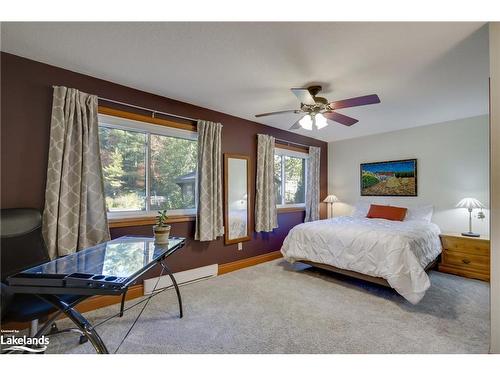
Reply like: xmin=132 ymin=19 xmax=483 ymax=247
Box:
xmin=323 ymin=194 xmax=339 ymax=218
xmin=456 ymin=197 xmax=485 ymax=237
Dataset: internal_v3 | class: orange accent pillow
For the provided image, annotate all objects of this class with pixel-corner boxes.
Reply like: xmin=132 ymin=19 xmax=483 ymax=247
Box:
xmin=366 ymin=204 xmax=408 ymax=221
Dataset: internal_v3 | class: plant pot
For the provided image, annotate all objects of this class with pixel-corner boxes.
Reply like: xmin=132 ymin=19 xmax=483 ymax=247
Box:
xmin=153 ymin=224 xmax=171 ymax=244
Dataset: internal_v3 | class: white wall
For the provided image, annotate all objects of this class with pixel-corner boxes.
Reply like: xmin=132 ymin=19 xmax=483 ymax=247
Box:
xmin=489 ymin=22 xmax=500 ymax=354
xmin=328 ymin=115 xmax=489 ymax=235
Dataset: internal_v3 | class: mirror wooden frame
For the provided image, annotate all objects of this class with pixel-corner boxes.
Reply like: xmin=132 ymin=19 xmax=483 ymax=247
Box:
xmin=224 ymin=153 xmax=251 ymax=245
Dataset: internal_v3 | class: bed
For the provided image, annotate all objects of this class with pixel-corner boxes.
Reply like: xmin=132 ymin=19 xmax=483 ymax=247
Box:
xmin=280 ymin=214 xmax=442 ymax=304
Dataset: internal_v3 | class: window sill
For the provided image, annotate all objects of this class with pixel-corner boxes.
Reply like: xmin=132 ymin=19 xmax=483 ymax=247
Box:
xmin=108 ymin=214 xmax=196 ymax=228
xmin=277 ymin=206 xmax=306 ymax=213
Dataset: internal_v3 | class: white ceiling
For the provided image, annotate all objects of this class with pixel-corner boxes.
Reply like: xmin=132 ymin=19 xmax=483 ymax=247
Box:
xmin=1 ymin=22 xmax=490 ymax=142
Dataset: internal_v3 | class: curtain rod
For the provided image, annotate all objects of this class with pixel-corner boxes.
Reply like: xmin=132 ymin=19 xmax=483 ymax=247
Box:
xmin=98 ymin=96 xmax=198 ymax=123
xmin=275 ymin=138 xmax=311 ymax=149
xmin=51 ymin=86 xmax=198 ymax=123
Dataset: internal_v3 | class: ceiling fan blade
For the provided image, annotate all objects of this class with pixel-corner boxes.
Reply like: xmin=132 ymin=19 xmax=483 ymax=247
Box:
xmin=329 ymin=94 xmax=380 ymax=110
xmin=291 ymin=88 xmax=316 ymax=105
xmin=289 ymin=120 xmax=302 ymax=130
xmin=323 ymin=111 xmax=359 ymax=126
xmin=255 ymin=110 xmax=300 ymax=118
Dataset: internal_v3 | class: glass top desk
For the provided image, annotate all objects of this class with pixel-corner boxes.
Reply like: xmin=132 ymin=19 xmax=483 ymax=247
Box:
xmin=6 ymin=236 xmax=186 ymax=353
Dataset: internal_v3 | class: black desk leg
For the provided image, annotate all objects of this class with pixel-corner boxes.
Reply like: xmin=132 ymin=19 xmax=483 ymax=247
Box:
xmin=38 ymin=295 xmax=109 ymax=354
xmin=119 ymin=289 xmax=127 ymax=317
xmin=162 ymin=263 xmax=183 ymax=318
xmin=34 ymin=296 xmax=88 ymax=342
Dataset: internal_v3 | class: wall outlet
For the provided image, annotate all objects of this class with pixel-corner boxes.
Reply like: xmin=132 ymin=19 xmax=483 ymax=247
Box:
xmin=237 ymin=242 xmax=243 ymax=251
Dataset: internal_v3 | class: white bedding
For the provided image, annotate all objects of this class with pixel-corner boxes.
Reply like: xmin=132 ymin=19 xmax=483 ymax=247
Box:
xmin=280 ymin=216 xmax=442 ymax=304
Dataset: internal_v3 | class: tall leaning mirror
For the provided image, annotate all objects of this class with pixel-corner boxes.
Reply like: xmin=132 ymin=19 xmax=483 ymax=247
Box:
xmin=224 ymin=154 xmax=251 ymax=245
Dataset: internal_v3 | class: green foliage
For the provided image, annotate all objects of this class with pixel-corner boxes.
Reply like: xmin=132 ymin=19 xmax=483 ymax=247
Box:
xmin=149 ymin=135 xmax=197 ymax=210
xmin=273 ymin=155 xmax=306 ymax=204
xmin=99 ymin=126 xmax=147 ymax=210
xmin=156 ymin=210 xmax=169 ymax=227
xmin=294 ymin=176 xmax=305 ymax=203
xmin=105 ymin=192 xmax=143 ymax=210
xmin=284 ymin=156 xmax=305 ymax=204
xmin=362 ymin=171 xmax=380 ymax=188
xmin=274 ymin=155 xmax=283 ymax=204
xmin=99 ymin=126 xmax=197 ymax=212
xmin=102 ymin=149 xmax=125 ymax=195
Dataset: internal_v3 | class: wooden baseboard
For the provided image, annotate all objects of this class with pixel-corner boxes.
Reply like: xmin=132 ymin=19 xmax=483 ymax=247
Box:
xmin=0 ymin=320 xmax=30 ymax=331
xmin=1 ymin=251 xmax=282 ymax=331
xmin=75 ymin=284 xmax=144 ymax=314
xmin=218 ymin=250 xmax=282 ymax=275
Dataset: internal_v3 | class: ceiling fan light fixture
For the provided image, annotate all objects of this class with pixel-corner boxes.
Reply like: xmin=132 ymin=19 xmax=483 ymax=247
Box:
xmin=256 ymin=86 xmax=380 ymax=130
xmin=315 ymin=113 xmax=328 ymax=129
xmin=299 ymin=114 xmax=313 ymax=130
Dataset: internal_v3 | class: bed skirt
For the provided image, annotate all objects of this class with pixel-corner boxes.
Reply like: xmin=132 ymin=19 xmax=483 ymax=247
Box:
xmin=298 ymin=257 xmax=439 ymax=288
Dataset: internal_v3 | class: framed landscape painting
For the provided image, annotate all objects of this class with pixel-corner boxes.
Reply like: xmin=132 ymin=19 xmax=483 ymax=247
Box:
xmin=360 ymin=159 xmax=417 ymax=196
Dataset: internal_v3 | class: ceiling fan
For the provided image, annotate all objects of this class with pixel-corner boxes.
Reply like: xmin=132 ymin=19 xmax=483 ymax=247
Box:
xmin=255 ymin=85 xmax=380 ymax=130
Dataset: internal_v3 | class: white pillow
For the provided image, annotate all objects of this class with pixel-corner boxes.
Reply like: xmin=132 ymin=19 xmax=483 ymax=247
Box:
xmin=351 ymin=201 xmax=371 ymax=218
xmin=404 ymin=205 xmax=434 ymax=223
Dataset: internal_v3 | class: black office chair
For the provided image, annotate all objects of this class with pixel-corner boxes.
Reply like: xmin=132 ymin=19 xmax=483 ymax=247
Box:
xmin=1 ymin=208 xmax=86 ymax=343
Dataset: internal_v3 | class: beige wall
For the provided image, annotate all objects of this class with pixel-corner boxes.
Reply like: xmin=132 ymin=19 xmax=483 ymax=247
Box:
xmin=328 ymin=115 xmax=490 ymax=235
xmin=489 ymin=22 xmax=500 ymax=354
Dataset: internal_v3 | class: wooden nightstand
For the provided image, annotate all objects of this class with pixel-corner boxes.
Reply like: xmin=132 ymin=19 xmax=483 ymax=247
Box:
xmin=438 ymin=233 xmax=490 ymax=282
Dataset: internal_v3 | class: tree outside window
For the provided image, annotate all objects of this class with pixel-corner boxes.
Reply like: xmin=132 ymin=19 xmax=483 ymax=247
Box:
xmin=99 ymin=124 xmax=197 ymax=215
xmin=274 ymin=151 xmax=307 ymax=206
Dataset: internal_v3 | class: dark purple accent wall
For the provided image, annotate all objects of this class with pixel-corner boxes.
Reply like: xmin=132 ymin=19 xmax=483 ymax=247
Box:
xmin=1 ymin=52 xmax=327 ymax=275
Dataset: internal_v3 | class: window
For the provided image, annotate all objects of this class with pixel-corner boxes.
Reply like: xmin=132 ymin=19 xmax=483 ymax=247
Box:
xmin=98 ymin=113 xmax=197 ymax=217
xmin=274 ymin=148 xmax=308 ymax=207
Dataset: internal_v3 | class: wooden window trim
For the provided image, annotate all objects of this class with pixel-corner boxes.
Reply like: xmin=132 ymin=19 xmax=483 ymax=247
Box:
xmin=98 ymin=106 xmax=197 ymax=228
xmin=274 ymin=144 xmax=308 ymax=207
xmin=109 ymin=208 xmax=304 ymax=228
xmin=98 ymin=106 xmax=197 ymax=132
xmin=277 ymin=206 xmax=306 ymax=213
xmin=275 ymin=142 xmax=309 ymax=154
xmin=108 ymin=214 xmax=196 ymax=228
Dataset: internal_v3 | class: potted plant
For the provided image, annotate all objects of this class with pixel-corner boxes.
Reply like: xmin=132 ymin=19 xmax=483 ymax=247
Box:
xmin=153 ymin=210 xmax=171 ymax=244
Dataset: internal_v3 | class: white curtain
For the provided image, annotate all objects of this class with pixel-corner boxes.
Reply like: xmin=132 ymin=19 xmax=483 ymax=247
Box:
xmin=305 ymin=146 xmax=321 ymax=222
xmin=195 ymin=120 xmax=224 ymax=241
xmin=255 ymin=134 xmax=278 ymax=232
xmin=43 ymin=86 xmax=110 ymax=258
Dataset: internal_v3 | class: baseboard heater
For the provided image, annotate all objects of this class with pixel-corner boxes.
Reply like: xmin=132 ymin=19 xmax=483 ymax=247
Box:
xmin=143 ymin=264 xmax=218 ymax=295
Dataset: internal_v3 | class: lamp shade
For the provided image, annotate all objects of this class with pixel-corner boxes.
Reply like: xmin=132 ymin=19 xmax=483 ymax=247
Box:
xmin=315 ymin=113 xmax=328 ymax=129
xmin=299 ymin=115 xmax=313 ymax=130
xmin=323 ymin=195 xmax=339 ymax=203
xmin=456 ymin=197 xmax=485 ymax=209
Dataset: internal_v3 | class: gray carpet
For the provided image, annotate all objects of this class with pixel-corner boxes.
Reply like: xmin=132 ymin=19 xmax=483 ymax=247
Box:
xmin=43 ymin=259 xmax=489 ymax=354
